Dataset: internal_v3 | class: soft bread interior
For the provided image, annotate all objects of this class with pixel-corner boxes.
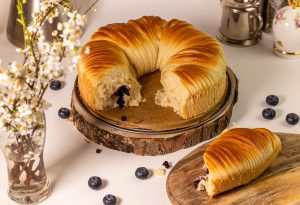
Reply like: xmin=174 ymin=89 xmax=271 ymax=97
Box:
xmin=95 ymin=68 xmax=143 ymax=110
xmin=155 ymin=19 xmax=227 ymax=119
xmin=78 ymin=40 xmax=143 ymax=111
xmin=155 ymin=70 xmax=188 ymax=115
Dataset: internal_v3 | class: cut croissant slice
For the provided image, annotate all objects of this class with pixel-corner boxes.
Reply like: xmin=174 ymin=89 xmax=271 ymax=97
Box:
xmin=197 ymin=128 xmax=281 ymax=198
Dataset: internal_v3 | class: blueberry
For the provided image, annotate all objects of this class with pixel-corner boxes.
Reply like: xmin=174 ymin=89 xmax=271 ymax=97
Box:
xmin=116 ymin=97 xmax=125 ymax=108
xmin=88 ymin=176 xmax=102 ymax=190
xmin=121 ymin=116 xmax=127 ymax=121
xmin=113 ymin=86 xmax=130 ymax=97
xmin=262 ymin=108 xmax=276 ymax=120
xmin=266 ymin=95 xmax=279 ymax=106
xmin=162 ymin=161 xmax=171 ymax=169
xmin=286 ymin=113 xmax=299 ymax=125
xmin=103 ymin=194 xmax=117 ymax=205
xmin=49 ymin=80 xmax=62 ymax=90
xmin=113 ymin=86 xmax=130 ymax=109
xmin=204 ymin=167 xmax=209 ymax=174
xmin=193 ymin=179 xmax=200 ymax=188
xmin=58 ymin=108 xmax=70 ymax=119
xmin=117 ymin=85 xmax=130 ymax=96
xmin=135 ymin=167 xmax=149 ymax=179
xmin=96 ymin=149 xmax=101 ymax=154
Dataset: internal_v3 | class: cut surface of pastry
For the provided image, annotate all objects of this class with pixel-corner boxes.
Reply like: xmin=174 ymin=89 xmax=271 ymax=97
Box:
xmin=197 ymin=128 xmax=281 ymax=198
xmin=78 ymin=16 xmax=227 ymax=119
xmin=78 ymin=40 xmax=143 ymax=110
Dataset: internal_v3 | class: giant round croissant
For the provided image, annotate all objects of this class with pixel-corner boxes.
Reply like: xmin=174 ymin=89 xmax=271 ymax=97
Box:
xmin=78 ymin=16 xmax=227 ymax=119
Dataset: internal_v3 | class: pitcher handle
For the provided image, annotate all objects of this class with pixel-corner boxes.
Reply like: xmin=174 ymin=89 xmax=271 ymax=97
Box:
xmin=251 ymin=12 xmax=263 ymax=36
xmin=256 ymin=13 xmax=263 ymax=31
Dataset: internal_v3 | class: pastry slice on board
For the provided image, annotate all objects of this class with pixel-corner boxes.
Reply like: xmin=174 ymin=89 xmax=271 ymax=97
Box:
xmin=197 ymin=128 xmax=281 ymax=198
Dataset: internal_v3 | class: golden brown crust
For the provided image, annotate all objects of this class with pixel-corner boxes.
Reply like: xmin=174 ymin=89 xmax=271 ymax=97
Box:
xmin=78 ymin=16 xmax=227 ymax=119
xmin=78 ymin=40 xmax=132 ymax=110
xmin=158 ymin=19 xmax=226 ymax=94
xmin=90 ymin=16 xmax=167 ymax=77
xmin=202 ymin=128 xmax=281 ymax=197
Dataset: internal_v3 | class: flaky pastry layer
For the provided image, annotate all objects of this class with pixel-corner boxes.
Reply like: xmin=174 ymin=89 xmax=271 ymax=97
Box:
xmin=78 ymin=16 xmax=227 ymax=119
xmin=199 ymin=128 xmax=281 ymax=197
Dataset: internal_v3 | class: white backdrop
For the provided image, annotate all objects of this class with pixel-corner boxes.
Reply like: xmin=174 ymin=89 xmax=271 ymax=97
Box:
xmin=0 ymin=0 xmax=300 ymax=204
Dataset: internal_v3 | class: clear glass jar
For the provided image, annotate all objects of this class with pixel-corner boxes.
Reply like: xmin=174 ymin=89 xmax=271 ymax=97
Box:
xmin=0 ymin=111 xmax=51 ymax=204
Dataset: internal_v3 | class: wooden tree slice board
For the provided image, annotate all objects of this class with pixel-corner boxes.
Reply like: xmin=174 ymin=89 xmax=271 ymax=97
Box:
xmin=166 ymin=133 xmax=300 ymax=205
xmin=71 ymin=68 xmax=238 ymax=156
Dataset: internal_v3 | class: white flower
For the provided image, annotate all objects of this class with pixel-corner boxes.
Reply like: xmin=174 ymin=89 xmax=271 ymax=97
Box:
xmin=48 ymin=18 xmax=53 ymax=24
xmin=18 ymin=104 xmax=32 ymax=117
xmin=52 ymin=30 xmax=58 ymax=36
xmin=10 ymin=61 xmax=23 ymax=75
xmin=0 ymin=73 xmax=8 ymax=83
xmin=0 ymin=0 xmax=87 ymax=139
xmin=57 ymin=22 xmax=63 ymax=31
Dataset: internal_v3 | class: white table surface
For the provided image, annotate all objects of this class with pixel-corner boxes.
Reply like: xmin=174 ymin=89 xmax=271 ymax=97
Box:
xmin=0 ymin=0 xmax=300 ymax=204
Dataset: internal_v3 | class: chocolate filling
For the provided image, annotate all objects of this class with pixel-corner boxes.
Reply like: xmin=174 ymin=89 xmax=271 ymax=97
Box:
xmin=112 ymin=85 xmax=130 ymax=108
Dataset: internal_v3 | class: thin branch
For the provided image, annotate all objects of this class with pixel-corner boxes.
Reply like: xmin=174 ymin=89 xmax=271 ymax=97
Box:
xmin=20 ymin=77 xmax=33 ymax=88
xmin=11 ymin=162 xmax=28 ymax=187
xmin=31 ymin=0 xmax=65 ymax=40
xmin=84 ymin=0 xmax=101 ymax=15
xmin=59 ymin=47 xmax=66 ymax=62
xmin=36 ymin=84 xmax=48 ymax=107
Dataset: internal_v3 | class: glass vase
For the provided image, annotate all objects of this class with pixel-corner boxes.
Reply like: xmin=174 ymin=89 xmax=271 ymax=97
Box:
xmin=0 ymin=111 xmax=51 ymax=204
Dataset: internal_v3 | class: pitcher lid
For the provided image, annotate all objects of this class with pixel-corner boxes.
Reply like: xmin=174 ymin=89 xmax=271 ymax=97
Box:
xmin=225 ymin=0 xmax=260 ymax=8
xmin=235 ymin=0 xmax=253 ymax=3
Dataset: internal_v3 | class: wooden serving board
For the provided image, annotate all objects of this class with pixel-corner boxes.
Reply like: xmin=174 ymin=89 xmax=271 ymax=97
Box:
xmin=71 ymin=68 xmax=238 ymax=156
xmin=166 ymin=133 xmax=300 ymax=205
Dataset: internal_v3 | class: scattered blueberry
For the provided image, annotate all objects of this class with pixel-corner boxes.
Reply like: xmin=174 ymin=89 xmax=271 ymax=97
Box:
xmin=135 ymin=167 xmax=149 ymax=180
xmin=262 ymin=108 xmax=276 ymax=120
xmin=58 ymin=108 xmax=70 ymax=119
xmin=121 ymin=116 xmax=127 ymax=121
xmin=96 ymin=149 xmax=101 ymax=154
xmin=266 ymin=95 xmax=279 ymax=106
xmin=49 ymin=80 xmax=62 ymax=90
xmin=103 ymin=194 xmax=117 ymax=205
xmin=286 ymin=113 xmax=299 ymax=125
xmin=162 ymin=161 xmax=171 ymax=169
xmin=88 ymin=176 xmax=102 ymax=190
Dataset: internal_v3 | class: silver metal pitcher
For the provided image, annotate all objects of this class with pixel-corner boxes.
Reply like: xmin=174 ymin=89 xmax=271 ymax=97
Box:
xmin=6 ymin=0 xmax=68 ymax=48
xmin=217 ymin=0 xmax=263 ymax=46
